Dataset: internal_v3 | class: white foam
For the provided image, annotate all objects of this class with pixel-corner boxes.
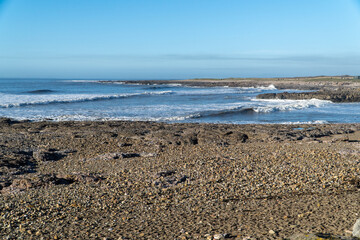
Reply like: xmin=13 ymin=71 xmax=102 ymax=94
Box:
xmin=107 ymin=82 xmax=125 ymax=85
xmin=251 ymin=98 xmax=331 ymax=113
xmin=175 ymin=88 xmax=246 ymax=95
xmin=258 ymin=84 xmax=277 ymax=90
xmin=279 ymin=120 xmax=329 ymax=124
xmin=237 ymin=84 xmax=277 ymax=91
xmin=0 ymin=91 xmax=173 ymax=108
xmin=44 ymin=114 xmax=198 ymax=122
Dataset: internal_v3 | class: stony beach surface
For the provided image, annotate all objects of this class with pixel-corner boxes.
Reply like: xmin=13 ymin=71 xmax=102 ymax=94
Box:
xmin=0 ymin=118 xmax=360 ymax=239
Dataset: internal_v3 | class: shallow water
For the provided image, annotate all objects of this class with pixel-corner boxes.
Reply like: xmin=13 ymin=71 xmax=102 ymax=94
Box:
xmin=0 ymin=78 xmax=359 ymax=124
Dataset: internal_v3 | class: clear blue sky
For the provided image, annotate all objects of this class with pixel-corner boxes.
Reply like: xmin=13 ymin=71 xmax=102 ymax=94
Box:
xmin=1 ymin=0 xmax=360 ymax=79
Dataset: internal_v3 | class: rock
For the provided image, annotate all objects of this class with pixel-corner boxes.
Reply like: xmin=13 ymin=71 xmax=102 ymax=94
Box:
xmin=289 ymin=233 xmax=355 ymax=240
xmin=204 ymin=234 xmax=212 ymax=240
xmin=119 ymin=143 xmax=132 ymax=147
xmin=1 ymin=178 xmax=33 ymax=194
xmin=0 ymin=155 xmax=32 ymax=169
xmin=140 ymin=152 xmax=156 ymax=157
xmin=236 ymin=133 xmax=248 ymax=143
xmin=88 ymin=152 xmax=141 ymax=161
xmin=213 ymin=233 xmax=225 ymax=239
xmin=57 ymin=173 xmax=104 ymax=184
xmin=256 ymin=89 xmax=360 ymax=103
xmin=188 ymin=135 xmax=198 ymax=145
xmin=0 ymin=118 xmax=19 ymax=126
xmin=121 ymin=153 xmax=140 ymax=158
xmin=154 ymin=170 xmax=188 ymax=188
xmin=33 ymin=149 xmax=65 ymax=162
xmin=353 ymin=218 xmax=360 ymax=238
xmin=156 ymin=170 xmax=176 ymax=177
xmin=1 ymin=173 xmax=104 ymax=194
xmin=268 ymin=229 xmax=276 ymax=235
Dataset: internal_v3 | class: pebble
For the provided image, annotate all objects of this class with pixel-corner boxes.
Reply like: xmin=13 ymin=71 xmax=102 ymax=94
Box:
xmin=1 ymin=120 xmax=360 ymax=239
xmin=268 ymin=229 xmax=276 ymax=235
xmin=213 ymin=233 xmax=225 ymax=239
xmin=353 ymin=218 xmax=360 ymax=238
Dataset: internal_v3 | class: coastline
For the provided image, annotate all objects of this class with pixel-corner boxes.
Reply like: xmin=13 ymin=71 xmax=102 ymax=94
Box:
xmin=102 ymin=77 xmax=360 ymax=103
xmin=101 ymin=76 xmax=360 ymax=90
xmin=0 ymin=119 xmax=359 ymax=239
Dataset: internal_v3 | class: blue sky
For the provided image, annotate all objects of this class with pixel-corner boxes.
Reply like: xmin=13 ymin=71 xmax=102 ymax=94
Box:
xmin=1 ymin=0 xmax=360 ymax=79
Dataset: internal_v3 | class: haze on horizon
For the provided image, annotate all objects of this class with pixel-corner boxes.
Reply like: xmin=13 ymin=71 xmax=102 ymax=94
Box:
xmin=1 ymin=0 xmax=360 ymax=79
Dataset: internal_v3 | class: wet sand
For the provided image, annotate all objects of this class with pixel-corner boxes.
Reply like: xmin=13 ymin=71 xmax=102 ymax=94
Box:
xmin=0 ymin=119 xmax=359 ymax=239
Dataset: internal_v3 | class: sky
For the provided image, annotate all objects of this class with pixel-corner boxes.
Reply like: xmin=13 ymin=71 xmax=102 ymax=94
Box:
xmin=0 ymin=0 xmax=360 ymax=79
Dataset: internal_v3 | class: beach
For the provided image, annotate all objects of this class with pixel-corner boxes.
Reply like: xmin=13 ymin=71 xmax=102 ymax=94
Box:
xmin=3 ymin=0 xmax=360 ymax=238
xmin=0 ymin=119 xmax=359 ymax=239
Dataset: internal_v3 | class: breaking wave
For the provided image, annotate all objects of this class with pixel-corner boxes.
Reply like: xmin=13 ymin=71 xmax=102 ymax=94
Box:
xmin=182 ymin=98 xmax=331 ymax=119
xmin=0 ymin=91 xmax=173 ymax=108
xmin=279 ymin=120 xmax=329 ymax=124
xmin=251 ymin=99 xmax=331 ymax=113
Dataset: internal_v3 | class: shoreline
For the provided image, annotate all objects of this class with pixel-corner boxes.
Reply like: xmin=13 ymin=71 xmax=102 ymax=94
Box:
xmin=0 ymin=119 xmax=359 ymax=239
xmin=101 ymin=77 xmax=360 ymax=104
xmin=100 ymin=76 xmax=360 ymax=91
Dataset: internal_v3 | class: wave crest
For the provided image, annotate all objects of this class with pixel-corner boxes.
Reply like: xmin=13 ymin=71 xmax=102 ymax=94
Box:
xmin=251 ymin=98 xmax=331 ymax=113
xmin=0 ymin=91 xmax=173 ymax=108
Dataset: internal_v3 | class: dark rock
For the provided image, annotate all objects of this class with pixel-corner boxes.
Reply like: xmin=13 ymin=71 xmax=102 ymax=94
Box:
xmin=156 ymin=170 xmax=176 ymax=177
xmin=154 ymin=170 xmax=188 ymax=188
xmin=189 ymin=135 xmax=198 ymax=145
xmin=33 ymin=149 xmax=65 ymax=162
xmin=176 ymin=175 xmax=188 ymax=184
xmin=0 ymin=118 xmax=19 ymax=126
xmin=1 ymin=173 xmax=104 ymax=194
xmin=236 ymin=133 xmax=249 ymax=143
xmin=119 ymin=143 xmax=132 ymax=147
xmin=121 ymin=153 xmax=140 ymax=158
xmin=257 ymin=89 xmax=360 ymax=103
xmin=0 ymin=151 xmax=36 ymax=175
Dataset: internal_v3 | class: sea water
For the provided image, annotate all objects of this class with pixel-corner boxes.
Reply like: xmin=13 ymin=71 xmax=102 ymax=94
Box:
xmin=1 ymin=78 xmax=360 ymax=124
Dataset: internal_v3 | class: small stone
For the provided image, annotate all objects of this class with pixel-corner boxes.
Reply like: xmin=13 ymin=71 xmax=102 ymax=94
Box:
xmin=121 ymin=153 xmax=140 ymax=158
xmin=204 ymin=234 xmax=212 ymax=240
xmin=268 ymin=230 xmax=276 ymax=235
xmin=214 ymin=233 xmax=225 ymax=239
xmin=353 ymin=218 xmax=360 ymax=238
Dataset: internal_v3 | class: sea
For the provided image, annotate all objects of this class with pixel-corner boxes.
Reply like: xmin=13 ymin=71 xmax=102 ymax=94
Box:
xmin=1 ymin=78 xmax=360 ymax=124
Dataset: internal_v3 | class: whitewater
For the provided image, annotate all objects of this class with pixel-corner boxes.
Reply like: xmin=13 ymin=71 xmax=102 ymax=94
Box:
xmin=1 ymin=78 xmax=360 ymax=124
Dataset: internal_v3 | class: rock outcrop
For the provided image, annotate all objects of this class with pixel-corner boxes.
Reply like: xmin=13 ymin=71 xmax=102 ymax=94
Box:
xmin=257 ymin=89 xmax=360 ymax=103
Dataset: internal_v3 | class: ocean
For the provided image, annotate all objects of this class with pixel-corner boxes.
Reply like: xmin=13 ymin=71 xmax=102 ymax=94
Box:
xmin=1 ymin=78 xmax=360 ymax=124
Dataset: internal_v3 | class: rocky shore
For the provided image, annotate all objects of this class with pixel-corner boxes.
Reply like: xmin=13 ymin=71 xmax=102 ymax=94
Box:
xmin=0 ymin=119 xmax=360 ymax=239
xmin=102 ymin=76 xmax=360 ymax=90
xmin=103 ymin=77 xmax=360 ymax=104
xmin=257 ymin=89 xmax=360 ymax=103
